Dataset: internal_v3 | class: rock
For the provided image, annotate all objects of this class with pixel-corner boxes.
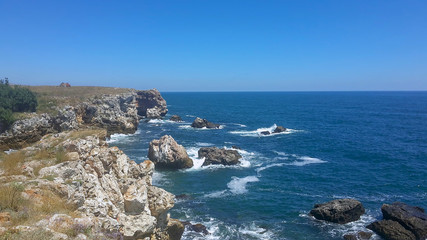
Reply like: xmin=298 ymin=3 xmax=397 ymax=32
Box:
xmin=65 ymin=152 xmax=80 ymax=161
xmin=309 ymin=199 xmax=365 ymax=224
xmin=147 ymin=186 xmax=175 ymax=220
xmin=123 ymin=184 xmax=148 ymax=215
xmin=136 ymin=89 xmax=168 ymax=119
xmin=119 ymin=213 xmax=157 ymax=239
xmin=260 ymin=131 xmax=270 ymax=135
xmin=167 ymin=218 xmax=185 ymax=240
xmin=198 ymin=147 xmax=242 ymax=166
xmin=380 ymin=202 xmax=427 ymax=240
xmin=148 ymin=135 xmax=193 ymax=169
xmin=191 ymin=117 xmax=220 ymax=129
xmin=182 ymin=221 xmax=209 ymax=235
xmin=273 ymin=126 xmax=287 ymax=133
xmin=0 ymin=212 xmax=11 ymax=226
xmin=343 ymin=231 xmax=373 ymax=240
xmin=48 ymin=214 xmax=74 ymax=231
xmin=169 ymin=115 xmax=182 ymax=122
xmin=367 ymin=220 xmax=416 ymax=240
xmin=231 ymin=145 xmax=241 ymax=150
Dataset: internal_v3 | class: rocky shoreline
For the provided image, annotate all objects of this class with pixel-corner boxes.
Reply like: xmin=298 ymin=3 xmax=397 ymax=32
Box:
xmin=0 ymin=89 xmax=184 ymax=239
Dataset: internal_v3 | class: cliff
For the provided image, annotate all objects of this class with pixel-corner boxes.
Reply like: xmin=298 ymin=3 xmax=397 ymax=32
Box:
xmin=0 ymin=88 xmax=181 ymax=239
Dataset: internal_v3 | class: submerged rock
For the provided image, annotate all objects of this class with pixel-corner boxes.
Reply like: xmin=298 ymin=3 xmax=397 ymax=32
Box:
xmin=309 ymin=199 xmax=365 ymax=224
xmin=169 ymin=115 xmax=183 ymax=122
xmin=181 ymin=221 xmax=209 ymax=235
xmin=191 ymin=117 xmax=220 ymax=129
xmin=148 ymin=135 xmax=194 ymax=169
xmin=198 ymin=147 xmax=242 ymax=166
xmin=367 ymin=202 xmax=427 ymax=240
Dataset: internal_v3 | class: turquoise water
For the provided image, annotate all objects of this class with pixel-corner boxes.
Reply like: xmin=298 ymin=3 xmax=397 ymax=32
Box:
xmin=108 ymin=92 xmax=427 ymax=240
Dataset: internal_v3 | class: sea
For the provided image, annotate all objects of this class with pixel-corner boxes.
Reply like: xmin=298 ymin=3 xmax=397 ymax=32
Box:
xmin=107 ymin=92 xmax=427 ymax=240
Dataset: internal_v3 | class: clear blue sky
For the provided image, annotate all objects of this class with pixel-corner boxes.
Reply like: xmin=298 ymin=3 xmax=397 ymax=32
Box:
xmin=1 ymin=0 xmax=426 ymax=91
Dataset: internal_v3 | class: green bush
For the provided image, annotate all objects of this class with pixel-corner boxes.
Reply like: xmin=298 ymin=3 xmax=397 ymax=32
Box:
xmin=0 ymin=78 xmax=37 ymax=130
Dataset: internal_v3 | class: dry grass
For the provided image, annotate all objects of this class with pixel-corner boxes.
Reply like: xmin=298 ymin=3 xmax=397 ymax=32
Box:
xmin=0 ymin=152 xmax=25 ymax=176
xmin=36 ymin=190 xmax=76 ymax=215
xmin=25 ymin=85 xmax=134 ymax=114
xmin=0 ymin=183 xmax=26 ymax=212
xmin=69 ymin=128 xmax=106 ymax=140
xmin=33 ymin=149 xmax=51 ymax=160
xmin=0 ymin=228 xmax=53 ymax=240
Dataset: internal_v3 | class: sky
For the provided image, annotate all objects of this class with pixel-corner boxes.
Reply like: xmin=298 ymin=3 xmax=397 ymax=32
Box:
xmin=0 ymin=0 xmax=426 ymax=91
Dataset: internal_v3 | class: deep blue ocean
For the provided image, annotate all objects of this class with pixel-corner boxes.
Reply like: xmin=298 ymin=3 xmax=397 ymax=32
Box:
xmin=108 ymin=92 xmax=427 ymax=240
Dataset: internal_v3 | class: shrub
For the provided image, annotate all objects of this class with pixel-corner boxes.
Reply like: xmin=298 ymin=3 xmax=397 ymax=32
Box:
xmin=0 ymin=182 xmax=26 ymax=211
xmin=55 ymin=147 xmax=69 ymax=164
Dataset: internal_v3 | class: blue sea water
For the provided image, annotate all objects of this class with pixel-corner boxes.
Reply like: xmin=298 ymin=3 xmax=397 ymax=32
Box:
xmin=108 ymin=92 xmax=427 ymax=240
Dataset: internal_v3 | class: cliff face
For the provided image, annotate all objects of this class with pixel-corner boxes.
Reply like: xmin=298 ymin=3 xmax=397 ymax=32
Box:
xmin=0 ymin=89 xmax=168 ymax=151
xmin=0 ymin=89 xmax=181 ymax=239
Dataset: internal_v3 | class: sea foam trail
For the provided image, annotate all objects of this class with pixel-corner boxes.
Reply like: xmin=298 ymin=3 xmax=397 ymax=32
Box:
xmin=229 ymin=124 xmax=301 ymax=137
xmin=227 ymin=176 xmax=259 ymax=194
xmin=179 ymin=124 xmax=225 ymax=130
xmin=288 ymin=156 xmax=326 ymax=166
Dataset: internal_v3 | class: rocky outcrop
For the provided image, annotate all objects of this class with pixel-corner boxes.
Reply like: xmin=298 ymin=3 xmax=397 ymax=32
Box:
xmin=260 ymin=126 xmax=287 ymax=135
xmin=191 ymin=117 xmax=220 ymax=129
xmin=148 ymin=135 xmax=193 ymax=169
xmin=169 ymin=115 xmax=182 ymax=122
xmin=343 ymin=231 xmax=372 ymax=240
xmin=181 ymin=221 xmax=209 ymax=235
xmin=34 ymin=134 xmax=181 ymax=239
xmin=0 ymin=89 xmax=168 ymax=150
xmin=136 ymin=89 xmax=168 ymax=119
xmin=198 ymin=147 xmax=242 ymax=166
xmin=367 ymin=202 xmax=427 ymax=240
xmin=310 ymin=199 xmax=365 ymax=224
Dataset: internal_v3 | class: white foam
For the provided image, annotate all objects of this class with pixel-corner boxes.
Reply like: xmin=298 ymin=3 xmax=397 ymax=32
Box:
xmin=256 ymin=163 xmax=286 ymax=174
xmin=106 ymin=129 xmax=141 ymax=144
xmin=227 ymin=176 xmax=259 ymax=194
xmin=203 ymin=190 xmax=228 ymax=198
xmin=179 ymin=125 xmax=224 ymax=130
xmin=4 ymin=149 xmax=17 ymax=155
xmin=229 ymin=124 xmax=301 ymax=137
xmin=287 ymin=156 xmax=326 ymax=166
xmin=196 ymin=142 xmax=214 ymax=147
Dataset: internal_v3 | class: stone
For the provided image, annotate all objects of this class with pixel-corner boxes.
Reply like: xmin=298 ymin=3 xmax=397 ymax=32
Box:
xmin=191 ymin=117 xmax=220 ymax=129
xmin=273 ymin=126 xmax=287 ymax=133
xmin=148 ymin=135 xmax=193 ymax=169
xmin=343 ymin=231 xmax=373 ymax=240
xmin=343 ymin=234 xmax=358 ymax=240
xmin=0 ymin=212 xmax=11 ymax=226
xmin=65 ymin=152 xmax=80 ymax=161
xmin=182 ymin=221 xmax=209 ymax=235
xmin=119 ymin=213 xmax=157 ymax=239
xmin=198 ymin=147 xmax=242 ymax=166
xmin=167 ymin=218 xmax=185 ymax=240
xmin=123 ymin=184 xmax=148 ymax=215
xmin=260 ymin=131 xmax=270 ymax=135
xmin=136 ymin=89 xmax=168 ymax=118
xmin=381 ymin=202 xmax=427 ymax=240
xmin=169 ymin=115 xmax=183 ymax=122
xmin=309 ymin=199 xmax=365 ymax=224
xmin=367 ymin=220 xmax=416 ymax=240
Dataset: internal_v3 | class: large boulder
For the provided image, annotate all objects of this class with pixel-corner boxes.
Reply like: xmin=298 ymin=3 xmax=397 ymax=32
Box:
xmin=367 ymin=202 xmax=427 ymax=240
xmin=309 ymin=199 xmax=365 ymax=224
xmin=136 ymin=89 xmax=168 ymax=119
xmin=148 ymin=135 xmax=193 ymax=169
xmin=198 ymin=147 xmax=242 ymax=166
xmin=367 ymin=220 xmax=416 ymax=240
xmin=191 ymin=117 xmax=220 ymax=129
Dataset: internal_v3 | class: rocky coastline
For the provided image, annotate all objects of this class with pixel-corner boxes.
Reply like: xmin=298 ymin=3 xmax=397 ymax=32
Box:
xmin=0 ymin=88 xmax=184 ymax=239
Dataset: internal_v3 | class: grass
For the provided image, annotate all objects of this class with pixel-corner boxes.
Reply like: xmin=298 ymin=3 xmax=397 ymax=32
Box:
xmin=55 ymin=147 xmax=69 ymax=164
xmin=0 ymin=228 xmax=53 ymax=240
xmin=0 ymin=183 xmax=26 ymax=212
xmin=69 ymin=128 xmax=106 ymax=140
xmin=26 ymin=86 xmax=134 ymax=114
xmin=0 ymin=151 xmax=25 ymax=176
xmin=33 ymin=149 xmax=51 ymax=160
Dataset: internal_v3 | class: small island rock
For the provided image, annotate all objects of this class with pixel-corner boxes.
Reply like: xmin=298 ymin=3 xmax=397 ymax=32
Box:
xmin=198 ymin=147 xmax=242 ymax=166
xmin=191 ymin=117 xmax=220 ymax=129
xmin=169 ymin=115 xmax=183 ymax=122
xmin=309 ymin=199 xmax=365 ymax=224
xmin=273 ymin=126 xmax=287 ymax=133
xmin=148 ymin=135 xmax=193 ymax=169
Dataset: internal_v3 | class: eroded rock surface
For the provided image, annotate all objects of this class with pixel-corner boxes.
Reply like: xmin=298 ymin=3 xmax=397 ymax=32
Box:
xmin=191 ymin=117 xmax=220 ymax=129
xmin=148 ymin=135 xmax=193 ymax=169
xmin=136 ymin=89 xmax=168 ymax=119
xmin=198 ymin=147 xmax=242 ymax=166
xmin=310 ymin=199 xmax=365 ymax=224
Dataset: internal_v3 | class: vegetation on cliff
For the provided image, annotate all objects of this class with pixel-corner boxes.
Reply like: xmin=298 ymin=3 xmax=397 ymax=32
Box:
xmin=0 ymin=79 xmax=37 ymax=131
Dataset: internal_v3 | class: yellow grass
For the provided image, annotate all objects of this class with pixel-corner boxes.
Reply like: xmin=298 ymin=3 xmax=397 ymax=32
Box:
xmin=0 ymin=152 xmax=25 ymax=176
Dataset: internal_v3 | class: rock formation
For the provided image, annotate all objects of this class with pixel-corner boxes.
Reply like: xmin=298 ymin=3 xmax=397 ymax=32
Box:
xmin=191 ymin=117 xmax=220 ymax=129
xmin=169 ymin=115 xmax=183 ymax=122
xmin=136 ymin=89 xmax=168 ymax=119
xmin=198 ymin=147 xmax=242 ymax=166
xmin=148 ymin=135 xmax=194 ymax=169
xmin=367 ymin=202 xmax=427 ymax=240
xmin=0 ymin=89 xmax=168 ymax=151
xmin=309 ymin=199 xmax=365 ymax=224
xmin=260 ymin=125 xmax=287 ymax=135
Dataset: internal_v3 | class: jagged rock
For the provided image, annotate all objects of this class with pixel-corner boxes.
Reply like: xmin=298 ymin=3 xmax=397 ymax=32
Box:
xmin=310 ymin=199 xmax=365 ymax=224
xmin=147 ymin=186 xmax=175 ymax=220
xmin=169 ymin=115 xmax=183 ymax=122
xmin=231 ymin=145 xmax=241 ymax=150
xmin=136 ymin=89 xmax=168 ymax=119
xmin=367 ymin=202 xmax=427 ymax=240
xmin=148 ymin=135 xmax=193 ymax=169
xmin=191 ymin=117 xmax=220 ymax=129
xmin=198 ymin=147 xmax=242 ymax=166
xmin=273 ymin=126 xmax=287 ymax=133
xmin=381 ymin=202 xmax=427 ymax=240
xmin=182 ymin=221 xmax=209 ymax=235
xmin=367 ymin=220 xmax=416 ymax=240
